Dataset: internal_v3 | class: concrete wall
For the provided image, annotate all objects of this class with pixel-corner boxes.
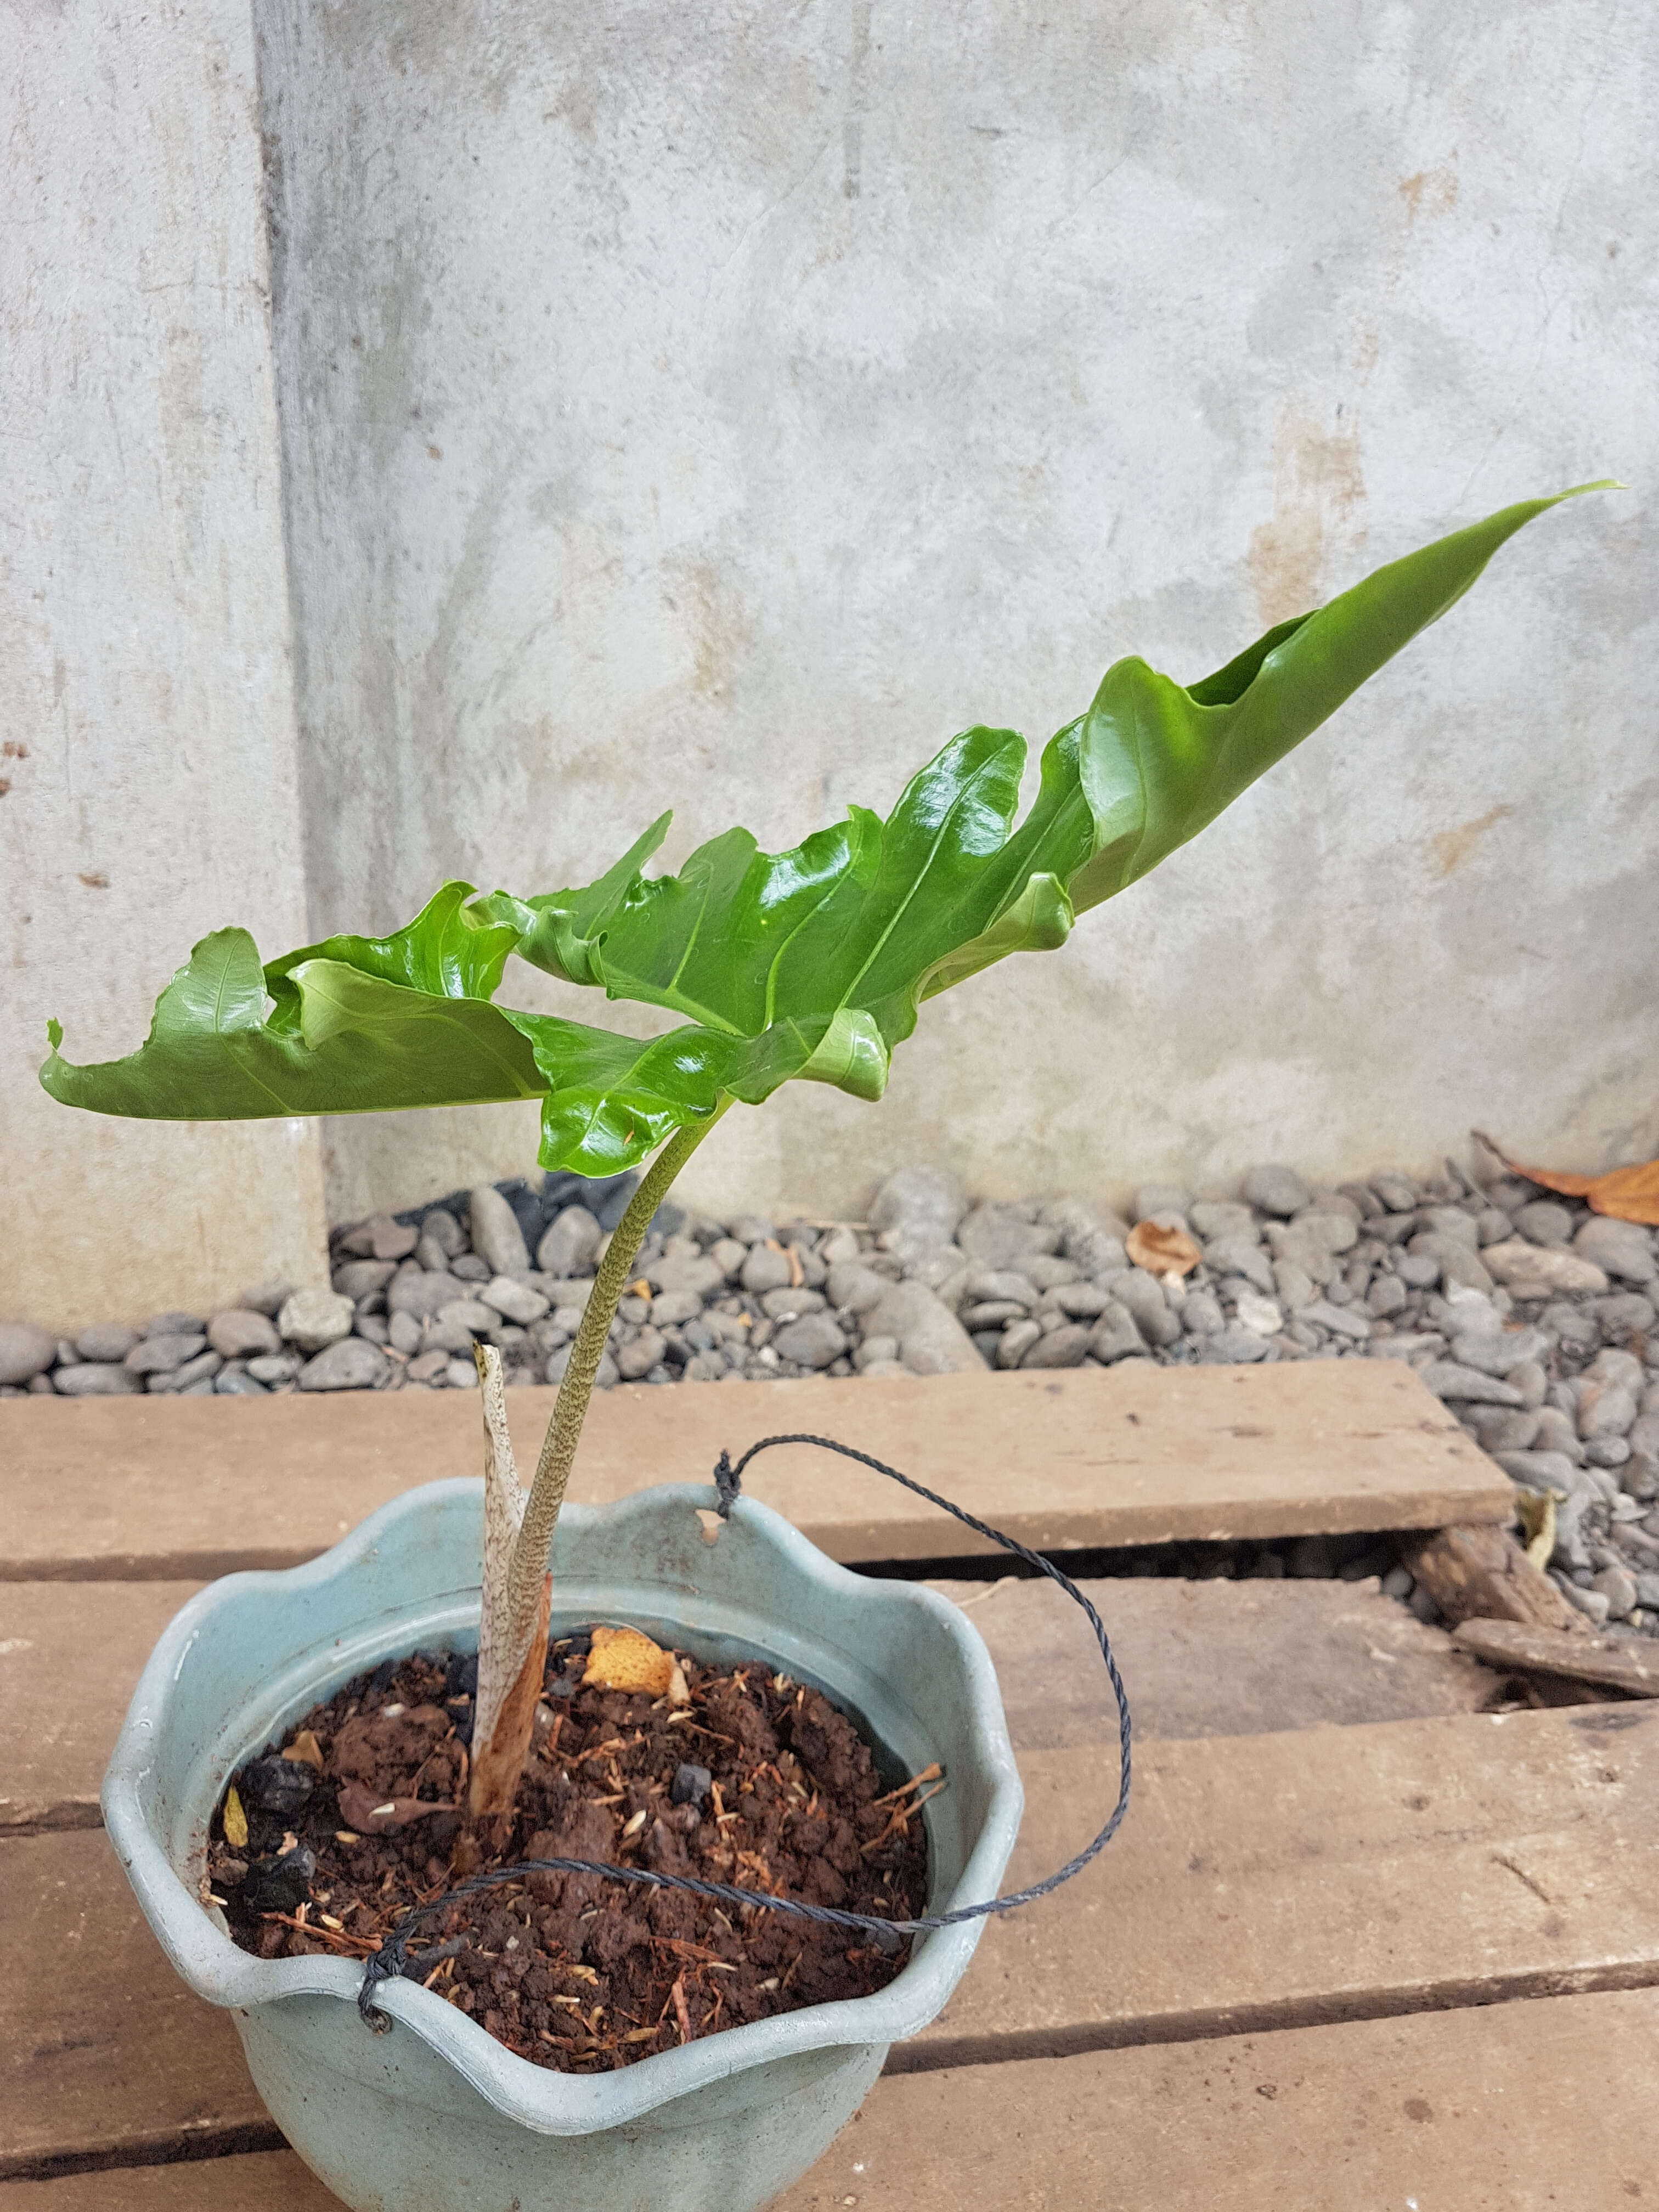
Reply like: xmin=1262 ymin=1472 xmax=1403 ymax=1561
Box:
xmin=256 ymin=0 xmax=1658 ymax=1229
xmin=2 ymin=0 xmax=329 ymax=1327
xmin=9 ymin=2 xmax=1656 ymax=1316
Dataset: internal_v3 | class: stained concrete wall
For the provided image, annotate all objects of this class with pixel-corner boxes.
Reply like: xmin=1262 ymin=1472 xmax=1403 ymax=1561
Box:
xmin=9 ymin=2 xmax=1657 ymax=1316
xmin=256 ymin=0 xmax=1658 ymax=1229
xmin=2 ymin=1 xmax=329 ymax=1327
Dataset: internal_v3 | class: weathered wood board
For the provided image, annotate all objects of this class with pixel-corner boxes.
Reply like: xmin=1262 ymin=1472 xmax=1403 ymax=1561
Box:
xmin=911 ymin=1700 xmax=1659 ymax=2069
xmin=0 ymin=1360 xmax=1508 ymax=1581
xmin=3 ymin=1988 xmax=1652 ymax=2208
xmin=7 ymin=1705 xmax=1655 ymax=2175
xmin=1 ymin=1570 xmax=1505 ymax=1832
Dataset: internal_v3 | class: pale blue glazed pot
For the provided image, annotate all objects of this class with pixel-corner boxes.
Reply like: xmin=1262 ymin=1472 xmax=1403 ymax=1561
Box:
xmin=103 ymin=1480 xmax=1023 ymax=2212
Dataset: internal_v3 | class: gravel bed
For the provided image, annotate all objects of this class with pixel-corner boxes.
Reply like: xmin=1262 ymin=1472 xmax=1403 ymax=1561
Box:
xmin=8 ymin=1157 xmax=1659 ymax=1635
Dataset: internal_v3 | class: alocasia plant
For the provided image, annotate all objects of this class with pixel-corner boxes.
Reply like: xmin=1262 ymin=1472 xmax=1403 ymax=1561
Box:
xmin=42 ymin=484 xmax=1607 ymax=1814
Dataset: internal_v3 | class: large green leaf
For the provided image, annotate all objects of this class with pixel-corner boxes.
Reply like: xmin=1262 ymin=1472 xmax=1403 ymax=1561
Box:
xmin=41 ymin=487 xmax=1607 ymax=1173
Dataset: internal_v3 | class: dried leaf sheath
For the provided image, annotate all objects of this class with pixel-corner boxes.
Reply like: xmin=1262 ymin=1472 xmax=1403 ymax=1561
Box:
xmin=467 ymin=1345 xmax=550 ymax=1817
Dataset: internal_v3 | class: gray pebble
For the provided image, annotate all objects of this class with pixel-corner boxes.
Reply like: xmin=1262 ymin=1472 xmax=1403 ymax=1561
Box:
xmin=1243 ymin=1164 xmax=1311 ymax=1217
xmin=1300 ymin=1300 xmax=1372 ymax=1341
xmin=1205 ymin=1235 xmax=1276 ymax=1293
xmin=1530 ymin=1406 xmax=1587 ymax=1462
xmin=1020 ymin=1322 xmax=1092 ymax=1369
xmin=1553 ymin=1574 xmax=1610 ymax=1627
xmin=215 ymin=1368 xmax=269 ymax=1396
xmin=0 ymin=1323 xmax=55 ymax=1386
xmin=618 ymin=1328 xmax=667 ymax=1380
xmin=1188 ymin=1201 xmax=1258 ymax=1243
xmin=406 ymin=1348 xmax=452 ymax=1385
xmin=480 ymin=1276 xmax=550 ymax=1325
xmin=1575 ymin=1216 xmax=1657 ymax=1284
xmin=467 ymin=1186 xmax=531 ymax=1277
xmin=771 ymin=1314 xmax=849 ymax=1370
xmin=1181 ymin=1291 xmax=1225 ymax=1338
xmin=74 ymin=1322 xmax=140 ymax=1363
xmin=1513 ymin=1200 xmax=1575 ymax=1248
xmin=538 ymin=1206 xmax=602 ymax=1278
xmin=144 ymin=1310 xmax=205 ymax=1338
xmin=332 ymin=1260 xmax=397 ymax=1302
xmin=387 ymin=1272 xmax=463 ymax=1322
xmin=1367 ymin=1274 xmax=1408 ymax=1319
xmin=447 ymin=1356 xmax=482 ymax=1389
xmin=853 ymin=1335 xmax=900 ymax=1370
xmin=1111 ymin=1268 xmax=1181 ymax=1347
xmin=1447 ymin=1326 xmax=1550 ymax=1377
xmin=1419 ymin=1362 xmax=1525 ymax=1406
xmin=420 ymin=1208 xmax=466 ymax=1257
xmin=1370 ymin=1172 xmax=1420 ymax=1212
xmin=126 ymin=1331 xmax=208 ymax=1375
xmin=997 ymin=1318 xmax=1042 ymax=1369
xmin=1578 ymin=1381 xmax=1638 ymax=1440
xmin=208 ymin=1308 xmax=282 ymax=1360
xmin=246 ymin=1353 xmax=301 ymax=1384
xmin=1585 ymin=1435 xmax=1632 ymax=1469
xmin=1593 ymin=1562 xmax=1639 ymax=1620
xmin=955 ymin=1204 xmax=1062 ymax=1271
xmin=962 ymin=1300 xmax=1031 ymax=1329
xmin=387 ymin=1310 xmax=424 ymax=1356
xmin=448 ymin=1253 xmax=493 ymax=1283
xmin=761 ymin=1286 xmax=827 ymax=1322
xmin=338 ymin=1214 xmax=419 ymax=1262
xmin=1198 ymin=1327 xmax=1272 ymax=1365
xmin=277 ymin=1288 xmax=355 ymax=1353
xmin=869 ymin=1166 xmax=967 ymax=1248
xmin=52 ymin=1362 xmax=143 ymax=1396
xmin=1380 ymin=1562 xmax=1415 ymax=1599
xmin=149 ymin=1349 xmax=224 ymax=1393
xmin=825 ymin=1261 xmax=887 ymax=1314
xmin=963 ymin=1268 xmax=1040 ymax=1308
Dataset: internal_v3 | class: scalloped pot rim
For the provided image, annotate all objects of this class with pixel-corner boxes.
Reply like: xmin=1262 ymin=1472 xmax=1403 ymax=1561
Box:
xmin=103 ymin=1479 xmax=1025 ymax=2137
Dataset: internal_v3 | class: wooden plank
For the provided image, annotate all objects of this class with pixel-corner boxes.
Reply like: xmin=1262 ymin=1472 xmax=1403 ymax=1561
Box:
xmin=5 ymin=1988 xmax=1655 ymax=2206
xmin=1456 ymin=1616 xmax=1659 ymax=1696
xmin=933 ymin=1572 xmax=1502 ymax=1750
xmin=0 ymin=1584 xmax=202 ymax=1830
xmin=2 ymin=1572 xmax=1505 ymax=1833
xmin=788 ymin=1988 xmax=1659 ymax=2209
xmin=0 ymin=1361 xmax=1508 ymax=1581
xmin=6 ymin=1705 xmax=1656 ymax=2174
xmin=911 ymin=1701 xmax=1659 ymax=2070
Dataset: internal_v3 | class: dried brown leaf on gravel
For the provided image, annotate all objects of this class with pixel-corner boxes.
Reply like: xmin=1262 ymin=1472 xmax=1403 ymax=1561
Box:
xmin=1126 ymin=1220 xmax=1202 ymax=1276
xmin=1476 ymin=1130 xmax=1659 ymax=1224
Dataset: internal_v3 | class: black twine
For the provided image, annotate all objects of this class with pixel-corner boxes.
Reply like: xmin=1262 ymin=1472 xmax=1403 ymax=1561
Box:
xmin=357 ymin=1432 xmax=1131 ymax=2028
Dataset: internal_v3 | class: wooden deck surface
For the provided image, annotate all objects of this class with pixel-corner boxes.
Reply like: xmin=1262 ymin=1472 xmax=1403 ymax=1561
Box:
xmin=0 ymin=1358 xmax=1505 ymax=1579
xmin=3 ymin=1362 xmax=1628 ymax=2207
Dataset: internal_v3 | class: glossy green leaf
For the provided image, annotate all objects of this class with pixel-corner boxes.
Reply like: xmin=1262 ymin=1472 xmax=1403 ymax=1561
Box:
xmin=41 ymin=487 xmax=1607 ymax=1174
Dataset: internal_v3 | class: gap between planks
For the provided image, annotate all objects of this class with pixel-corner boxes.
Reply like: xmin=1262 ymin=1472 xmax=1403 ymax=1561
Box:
xmin=5 ymin=1705 xmax=1656 ymax=2177
xmin=0 ymin=1360 xmax=1509 ymax=1581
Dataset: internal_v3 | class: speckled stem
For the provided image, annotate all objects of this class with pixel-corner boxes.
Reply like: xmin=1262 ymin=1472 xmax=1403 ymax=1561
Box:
xmin=501 ymin=1107 xmax=727 ymax=1645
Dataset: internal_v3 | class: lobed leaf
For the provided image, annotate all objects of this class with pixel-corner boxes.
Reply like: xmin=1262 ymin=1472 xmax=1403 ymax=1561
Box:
xmin=42 ymin=487 xmax=1609 ymax=1172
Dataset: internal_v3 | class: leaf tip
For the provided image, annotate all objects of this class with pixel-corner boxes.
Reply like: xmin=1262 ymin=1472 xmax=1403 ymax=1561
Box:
xmin=45 ymin=1016 xmax=63 ymax=1051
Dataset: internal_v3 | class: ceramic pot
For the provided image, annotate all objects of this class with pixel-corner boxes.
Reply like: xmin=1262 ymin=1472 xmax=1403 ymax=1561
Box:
xmin=104 ymin=1479 xmax=1022 ymax=2211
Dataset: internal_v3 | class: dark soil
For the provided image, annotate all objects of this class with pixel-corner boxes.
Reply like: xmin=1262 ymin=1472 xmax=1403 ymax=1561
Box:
xmin=211 ymin=1631 xmax=929 ymax=2072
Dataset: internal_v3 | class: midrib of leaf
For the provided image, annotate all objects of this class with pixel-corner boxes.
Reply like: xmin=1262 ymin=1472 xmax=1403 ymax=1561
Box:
xmin=211 ymin=943 xmax=292 ymax=1115
xmin=840 ymin=750 xmax=1011 ymax=1011
xmin=761 ymin=867 xmax=856 ymax=1029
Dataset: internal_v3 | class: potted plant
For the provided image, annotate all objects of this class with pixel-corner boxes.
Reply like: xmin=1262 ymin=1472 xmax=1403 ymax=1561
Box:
xmin=47 ymin=487 xmax=1600 ymax=2212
